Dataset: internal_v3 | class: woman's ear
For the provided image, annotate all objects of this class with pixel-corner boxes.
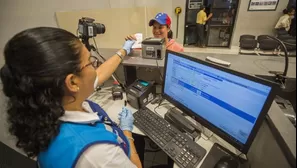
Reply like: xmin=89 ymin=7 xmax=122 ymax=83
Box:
xmin=65 ymin=74 xmax=80 ymax=93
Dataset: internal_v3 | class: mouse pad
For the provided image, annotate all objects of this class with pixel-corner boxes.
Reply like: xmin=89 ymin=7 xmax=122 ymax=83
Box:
xmin=200 ymin=143 xmax=237 ymax=168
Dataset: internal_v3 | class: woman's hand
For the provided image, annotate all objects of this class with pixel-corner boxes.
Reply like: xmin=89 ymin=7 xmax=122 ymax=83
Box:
xmin=122 ymin=35 xmax=137 ymax=55
xmin=118 ymin=107 xmax=134 ymax=131
xmin=125 ymin=35 xmax=137 ymax=41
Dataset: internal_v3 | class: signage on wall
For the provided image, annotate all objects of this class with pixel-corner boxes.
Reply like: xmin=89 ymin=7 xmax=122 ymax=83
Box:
xmin=188 ymin=0 xmax=203 ymax=9
xmin=248 ymin=0 xmax=279 ymax=11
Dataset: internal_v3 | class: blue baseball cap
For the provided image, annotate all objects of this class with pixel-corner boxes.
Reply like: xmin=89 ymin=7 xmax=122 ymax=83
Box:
xmin=149 ymin=13 xmax=171 ymax=27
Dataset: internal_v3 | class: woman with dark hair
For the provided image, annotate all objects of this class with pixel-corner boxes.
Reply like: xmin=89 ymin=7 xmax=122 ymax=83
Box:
xmin=126 ymin=13 xmax=183 ymax=52
xmin=0 ymin=27 xmax=142 ymax=168
xmin=148 ymin=12 xmax=184 ymax=52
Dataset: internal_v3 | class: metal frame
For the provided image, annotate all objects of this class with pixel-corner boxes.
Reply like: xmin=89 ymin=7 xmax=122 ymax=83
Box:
xmin=205 ymin=2 xmax=240 ymax=48
xmin=183 ymin=0 xmax=198 ymax=46
xmin=248 ymin=0 xmax=280 ymax=11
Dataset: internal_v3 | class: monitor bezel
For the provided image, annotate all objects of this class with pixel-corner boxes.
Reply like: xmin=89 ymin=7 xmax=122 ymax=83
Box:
xmin=162 ymin=50 xmax=278 ymax=154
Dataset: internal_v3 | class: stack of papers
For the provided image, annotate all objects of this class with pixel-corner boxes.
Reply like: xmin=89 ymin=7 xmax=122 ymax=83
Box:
xmin=132 ymin=33 xmax=143 ymax=49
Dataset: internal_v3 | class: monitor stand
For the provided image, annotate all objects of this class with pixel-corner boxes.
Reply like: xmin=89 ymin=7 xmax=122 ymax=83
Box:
xmin=164 ymin=107 xmax=202 ymax=141
xmin=200 ymin=143 xmax=249 ymax=168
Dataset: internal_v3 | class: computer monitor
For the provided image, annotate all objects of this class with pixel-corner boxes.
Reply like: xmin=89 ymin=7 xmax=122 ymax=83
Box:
xmin=162 ymin=50 xmax=278 ymax=154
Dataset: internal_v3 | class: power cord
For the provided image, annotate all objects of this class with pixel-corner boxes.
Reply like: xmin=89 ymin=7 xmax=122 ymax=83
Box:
xmin=237 ymin=152 xmax=251 ymax=168
xmin=155 ymin=59 xmax=164 ymax=82
xmin=92 ymin=38 xmax=126 ymax=90
xmin=200 ymin=126 xmax=214 ymax=141
xmin=92 ymin=38 xmax=106 ymax=61
xmin=153 ymin=102 xmax=171 ymax=118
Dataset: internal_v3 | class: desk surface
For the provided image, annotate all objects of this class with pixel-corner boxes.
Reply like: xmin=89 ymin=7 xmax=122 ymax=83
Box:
xmin=88 ymin=88 xmax=243 ymax=168
xmin=96 ymin=49 xmax=296 ymax=166
xmin=122 ymin=51 xmax=296 ymax=164
xmin=123 ymin=51 xmax=296 ymax=78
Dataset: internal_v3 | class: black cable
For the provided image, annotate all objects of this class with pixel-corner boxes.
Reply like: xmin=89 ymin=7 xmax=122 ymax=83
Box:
xmin=155 ymin=59 xmax=163 ymax=82
xmin=237 ymin=152 xmax=251 ymax=168
xmin=153 ymin=102 xmax=171 ymax=118
xmin=282 ymin=41 xmax=296 ymax=46
xmin=92 ymin=37 xmax=106 ymax=61
xmin=92 ymin=38 xmax=126 ymax=90
xmin=266 ymin=35 xmax=289 ymax=77
xmin=200 ymin=126 xmax=214 ymax=141
xmin=92 ymin=38 xmax=106 ymax=61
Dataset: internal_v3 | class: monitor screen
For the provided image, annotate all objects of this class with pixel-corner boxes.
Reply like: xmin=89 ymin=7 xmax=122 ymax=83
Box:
xmin=163 ymin=51 xmax=276 ymax=153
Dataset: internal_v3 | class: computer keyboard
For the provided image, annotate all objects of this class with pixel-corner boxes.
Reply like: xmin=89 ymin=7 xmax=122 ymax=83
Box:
xmin=133 ymin=107 xmax=207 ymax=168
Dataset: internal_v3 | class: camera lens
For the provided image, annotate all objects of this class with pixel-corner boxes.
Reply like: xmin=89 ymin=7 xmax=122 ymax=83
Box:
xmin=94 ymin=23 xmax=106 ymax=34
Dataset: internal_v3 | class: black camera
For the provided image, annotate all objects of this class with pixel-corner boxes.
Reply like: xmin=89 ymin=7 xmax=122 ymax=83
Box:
xmin=78 ymin=17 xmax=106 ymax=38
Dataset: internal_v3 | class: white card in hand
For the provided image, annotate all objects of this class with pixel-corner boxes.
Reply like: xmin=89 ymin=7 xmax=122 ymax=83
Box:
xmin=132 ymin=33 xmax=143 ymax=49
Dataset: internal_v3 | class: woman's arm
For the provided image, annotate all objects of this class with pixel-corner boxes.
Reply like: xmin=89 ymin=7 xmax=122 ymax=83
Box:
xmin=119 ymin=106 xmax=142 ymax=168
xmin=124 ymin=131 xmax=143 ymax=168
xmin=96 ymin=36 xmax=136 ymax=85
xmin=96 ymin=49 xmax=125 ymax=85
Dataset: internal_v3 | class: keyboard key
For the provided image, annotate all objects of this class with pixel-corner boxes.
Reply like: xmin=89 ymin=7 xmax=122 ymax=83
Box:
xmin=192 ymin=157 xmax=198 ymax=164
xmin=133 ymin=109 xmax=206 ymax=168
xmin=165 ymin=137 xmax=172 ymax=141
xmin=176 ymin=157 xmax=184 ymax=164
xmin=187 ymin=163 xmax=195 ymax=168
xmin=172 ymin=152 xmax=176 ymax=157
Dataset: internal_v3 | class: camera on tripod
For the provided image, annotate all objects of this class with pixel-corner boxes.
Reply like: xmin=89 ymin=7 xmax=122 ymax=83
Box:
xmin=77 ymin=17 xmax=126 ymax=91
xmin=78 ymin=17 xmax=106 ymax=38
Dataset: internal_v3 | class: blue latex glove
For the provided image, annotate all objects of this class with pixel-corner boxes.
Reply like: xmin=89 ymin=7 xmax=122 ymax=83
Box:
xmin=122 ymin=40 xmax=135 ymax=55
xmin=118 ymin=107 xmax=134 ymax=131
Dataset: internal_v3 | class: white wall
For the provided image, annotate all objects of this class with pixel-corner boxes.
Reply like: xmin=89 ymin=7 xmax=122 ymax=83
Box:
xmin=0 ymin=0 xmax=179 ymax=65
xmin=0 ymin=0 xmax=181 ymax=152
xmin=231 ymin=0 xmax=289 ymax=47
xmin=172 ymin=0 xmax=186 ymax=44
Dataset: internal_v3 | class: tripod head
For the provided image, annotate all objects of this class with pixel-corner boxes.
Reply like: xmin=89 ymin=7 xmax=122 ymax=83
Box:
xmin=80 ymin=36 xmax=94 ymax=51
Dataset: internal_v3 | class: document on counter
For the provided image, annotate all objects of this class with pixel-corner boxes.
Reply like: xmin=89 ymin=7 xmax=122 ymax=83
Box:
xmin=132 ymin=33 xmax=143 ymax=49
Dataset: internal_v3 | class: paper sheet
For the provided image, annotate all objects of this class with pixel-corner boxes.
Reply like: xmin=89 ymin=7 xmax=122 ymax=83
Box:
xmin=132 ymin=33 xmax=143 ymax=49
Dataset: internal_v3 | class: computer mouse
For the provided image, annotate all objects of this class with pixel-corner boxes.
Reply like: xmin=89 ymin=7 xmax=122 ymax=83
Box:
xmin=214 ymin=156 xmax=239 ymax=168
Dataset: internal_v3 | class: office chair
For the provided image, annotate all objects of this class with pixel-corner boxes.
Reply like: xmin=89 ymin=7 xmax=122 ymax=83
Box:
xmin=278 ymin=34 xmax=295 ymax=42
xmin=0 ymin=141 xmax=37 ymax=168
xmin=258 ymin=38 xmax=279 ymax=56
xmin=276 ymin=28 xmax=289 ymax=36
xmin=239 ymin=38 xmax=258 ymax=55
xmin=239 ymin=35 xmax=256 ymax=42
xmin=257 ymin=35 xmax=269 ymax=43
xmin=279 ymin=38 xmax=296 ymax=57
